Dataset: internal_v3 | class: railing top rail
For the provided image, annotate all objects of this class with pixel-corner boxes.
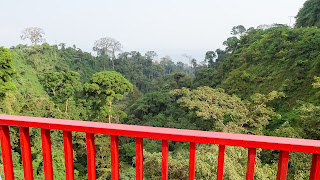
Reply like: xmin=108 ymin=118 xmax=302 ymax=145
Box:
xmin=1 ymin=114 xmax=320 ymax=154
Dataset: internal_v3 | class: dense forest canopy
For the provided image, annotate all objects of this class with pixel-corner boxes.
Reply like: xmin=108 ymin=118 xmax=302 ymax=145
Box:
xmin=1 ymin=1 xmax=320 ymax=179
xmin=296 ymin=0 xmax=320 ymax=28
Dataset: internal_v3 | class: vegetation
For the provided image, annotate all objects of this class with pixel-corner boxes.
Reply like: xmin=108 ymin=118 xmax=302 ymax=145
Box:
xmin=1 ymin=1 xmax=320 ymax=178
xmin=84 ymin=71 xmax=133 ymax=123
xmin=295 ymin=0 xmax=320 ymax=28
xmin=0 ymin=47 xmax=15 ymax=100
xmin=20 ymin=27 xmax=46 ymax=45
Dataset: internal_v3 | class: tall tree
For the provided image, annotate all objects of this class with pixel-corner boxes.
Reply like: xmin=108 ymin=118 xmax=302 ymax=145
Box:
xmin=295 ymin=0 xmax=320 ymax=28
xmin=176 ymin=61 xmax=184 ymax=71
xmin=20 ymin=27 xmax=46 ymax=45
xmin=0 ymin=47 xmax=16 ymax=99
xmin=160 ymin=56 xmax=175 ymax=74
xmin=205 ymin=51 xmax=216 ymax=67
xmin=93 ymin=37 xmax=122 ymax=70
xmin=231 ymin=25 xmax=246 ymax=36
xmin=41 ymin=71 xmax=82 ymax=112
xmin=84 ymin=71 xmax=133 ymax=123
xmin=223 ymin=37 xmax=240 ymax=53
xmin=171 ymin=86 xmax=283 ymax=134
xmin=145 ymin=51 xmax=158 ymax=61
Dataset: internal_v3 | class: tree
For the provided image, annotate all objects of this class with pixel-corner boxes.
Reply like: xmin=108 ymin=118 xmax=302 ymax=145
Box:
xmin=171 ymin=86 xmax=283 ymax=134
xmin=0 ymin=47 xmax=16 ymax=99
xmin=190 ymin=58 xmax=197 ymax=76
xmin=20 ymin=27 xmax=45 ymax=45
xmin=160 ymin=56 xmax=175 ymax=74
xmin=93 ymin=37 xmax=123 ymax=70
xmin=84 ymin=71 xmax=133 ymax=123
xmin=41 ymin=71 xmax=64 ymax=96
xmin=176 ymin=61 xmax=184 ymax=71
xmin=298 ymin=103 xmax=320 ymax=139
xmin=58 ymin=43 xmax=66 ymax=50
xmin=297 ymin=76 xmax=320 ymax=139
xmin=231 ymin=25 xmax=246 ymax=36
xmin=183 ymin=54 xmax=197 ymax=76
xmin=295 ymin=0 xmax=320 ymax=28
xmin=41 ymin=71 xmax=82 ymax=112
xmin=204 ymin=51 xmax=216 ymax=67
xmin=223 ymin=37 xmax=240 ymax=52
xmin=145 ymin=51 xmax=158 ymax=61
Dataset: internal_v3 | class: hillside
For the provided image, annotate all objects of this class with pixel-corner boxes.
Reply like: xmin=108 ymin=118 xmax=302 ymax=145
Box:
xmin=1 ymin=26 xmax=320 ymax=180
xmin=194 ymin=27 xmax=320 ymax=120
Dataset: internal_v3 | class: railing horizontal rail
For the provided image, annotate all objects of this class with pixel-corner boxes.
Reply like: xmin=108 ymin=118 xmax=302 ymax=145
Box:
xmin=0 ymin=114 xmax=320 ymax=154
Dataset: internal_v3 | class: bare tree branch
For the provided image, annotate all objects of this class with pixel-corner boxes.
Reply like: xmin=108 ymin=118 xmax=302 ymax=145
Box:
xmin=93 ymin=37 xmax=123 ymax=69
xmin=20 ymin=27 xmax=45 ymax=45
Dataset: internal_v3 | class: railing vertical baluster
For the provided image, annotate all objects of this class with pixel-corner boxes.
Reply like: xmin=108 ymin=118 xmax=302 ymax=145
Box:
xmin=276 ymin=151 xmax=289 ymax=180
xmin=111 ymin=135 xmax=119 ymax=180
xmin=217 ymin=145 xmax=225 ymax=180
xmin=189 ymin=142 xmax=196 ymax=180
xmin=0 ymin=125 xmax=14 ymax=180
xmin=162 ymin=140 xmax=169 ymax=180
xmin=41 ymin=129 xmax=53 ymax=180
xmin=63 ymin=131 xmax=74 ymax=180
xmin=19 ymin=127 xmax=34 ymax=180
xmin=246 ymin=148 xmax=256 ymax=180
xmin=86 ymin=133 xmax=96 ymax=180
xmin=136 ymin=137 xmax=143 ymax=180
xmin=310 ymin=154 xmax=320 ymax=180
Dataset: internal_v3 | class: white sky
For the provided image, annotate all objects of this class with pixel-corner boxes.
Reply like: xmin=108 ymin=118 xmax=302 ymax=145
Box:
xmin=0 ymin=0 xmax=306 ymax=63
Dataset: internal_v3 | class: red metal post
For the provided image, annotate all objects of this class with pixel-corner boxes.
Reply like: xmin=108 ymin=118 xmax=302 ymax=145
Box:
xmin=111 ymin=135 xmax=119 ymax=180
xmin=246 ymin=148 xmax=256 ymax=180
xmin=276 ymin=151 xmax=289 ymax=180
xmin=189 ymin=142 xmax=196 ymax=180
xmin=162 ymin=140 xmax=169 ymax=180
xmin=0 ymin=125 xmax=14 ymax=180
xmin=310 ymin=154 xmax=320 ymax=180
xmin=63 ymin=131 xmax=74 ymax=180
xmin=41 ymin=129 xmax=53 ymax=180
xmin=19 ymin=127 xmax=34 ymax=180
xmin=136 ymin=137 xmax=143 ymax=180
xmin=217 ymin=145 xmax=225 ymax=180
xmin=86 ymin=133 xmax=96 ymax=180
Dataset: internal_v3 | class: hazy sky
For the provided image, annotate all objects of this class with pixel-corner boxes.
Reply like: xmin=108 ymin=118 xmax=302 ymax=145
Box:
xmin=0 ymin=0 xmax=306 ymax=63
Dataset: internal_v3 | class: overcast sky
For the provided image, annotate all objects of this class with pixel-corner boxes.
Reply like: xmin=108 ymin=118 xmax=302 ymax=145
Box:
xmin=0 ymin=0 xmax=306 ymax=63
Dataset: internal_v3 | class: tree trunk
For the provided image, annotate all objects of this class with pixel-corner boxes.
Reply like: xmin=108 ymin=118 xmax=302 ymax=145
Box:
xmin=107 ymin=102 xmax=112 ymax=123
xmin=111 ymin=57 xmax=115 ymax=70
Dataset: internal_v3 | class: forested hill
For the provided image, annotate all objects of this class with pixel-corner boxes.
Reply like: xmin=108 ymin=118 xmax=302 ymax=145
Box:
xmin=1 ymin=25 xmax=320 ymax=179
xmin=2 ymin=2 xmax=320 ymax=177
xmin=195 ymin=27 xmax=320 ymax=108
xmin=8 ymin=44 xmax=192 ymax=92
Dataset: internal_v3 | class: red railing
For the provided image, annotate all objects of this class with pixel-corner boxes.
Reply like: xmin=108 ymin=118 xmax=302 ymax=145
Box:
xmin=0 ymin=114 xmax=320 ymax=180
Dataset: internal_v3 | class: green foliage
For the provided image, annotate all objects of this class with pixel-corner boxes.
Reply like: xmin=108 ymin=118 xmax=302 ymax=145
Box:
xmin=150 ymin=72 xmax=192 ymax=92
xmin=85 ymin=71 xmax=133 ymax=103
xmin=295 ymin=0 xmax=320 ymax=28
xmin=297 ymin=103 xmax=320 ymax=139
xmin=143 ymin=144 xmax=277 ymax=180
xmin=3 ymin=23 xmax=320 ymax=179
xmin=41 ymin=71 xmax=82 ymax=112
xmin=205 ymin=51 xmax=216 ymax=67
xmin=223 ymin=36 xmax=240 ymax=52
xmin=312 ymin=76 xmax=320 ymax=88
xmin=172 ymin=86 xmax=283 ymax=134
xmin=231 ymin=25 xmax=247 ymax=36
xmin=85 ymin=71 xmax=133 ymax=122
xmin=125 ymin=91 xmax=203 ymax=130
xmin=0 ymin=47 xmax=16 ymax=99
xmin=195 ymin=27 xmax=320 ymax=107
